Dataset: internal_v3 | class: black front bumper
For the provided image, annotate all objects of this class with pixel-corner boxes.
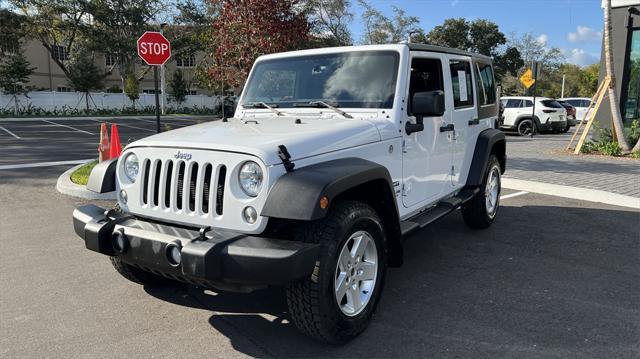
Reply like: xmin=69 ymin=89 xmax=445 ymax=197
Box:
xmin=73 ymin=205 xmax=320 ymax=290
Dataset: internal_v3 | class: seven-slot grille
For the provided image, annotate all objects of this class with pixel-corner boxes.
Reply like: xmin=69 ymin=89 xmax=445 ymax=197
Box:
xmin=140 ymin=158 xmax=226 ymax=216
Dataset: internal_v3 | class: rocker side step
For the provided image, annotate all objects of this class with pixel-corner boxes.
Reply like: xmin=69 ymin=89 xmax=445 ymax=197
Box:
xmin=400 ymin=188 xmax=479 ymax=238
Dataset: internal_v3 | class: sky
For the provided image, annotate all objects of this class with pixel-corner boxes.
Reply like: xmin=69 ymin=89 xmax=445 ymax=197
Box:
xmin=348 ymin=0 xmax=605 ymax=66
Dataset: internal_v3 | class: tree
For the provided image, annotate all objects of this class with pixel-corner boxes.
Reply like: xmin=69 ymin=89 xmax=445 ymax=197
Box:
xmin=170 ymin=69 xmax=188 ymax=104
xmin=10 ymin=0 xmax=89 ymax=78
xmin=358 ymin=0 xmax=420 ymax=44
xmin=86 ymin=0 xmax=164 ymax=86
xmin=426 ymin=18 xmax=471 ymax=51
xmin=204 ymin=0 xmax=309 ymax=91
xmin=66 ymin=47 xmax=106 ymax=111
xmin=0 ymin=9 xmax=27 ymax=57
xmin=0 ymin=51 xmax=35 ymax=115
xmin=124 ymin=72 xmax=140 ymax=108
xmin=508 ymin=32 xmax=564 ymax=69
xmin=601 ymin=0 xmax=631 ymax=151
xmin=494 ymin=47 xmax=524 ymax=80
xmin=303 ymin=0 xmax=353 ymax=47
xmin=426 ymin=18 xmax=506 ymax=57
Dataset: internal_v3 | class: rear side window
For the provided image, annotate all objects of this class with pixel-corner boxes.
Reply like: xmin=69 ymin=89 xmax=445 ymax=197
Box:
xmin=541 ymin=100 xmax=563 ymax=108
xmin=475 ymin=63 xmax=496 ymax=105
xmin=505 ymin=99 xmax=522 ymax=108
xmin=566 ymin=99 xmax=581 ymax=107
xmin=582 ymin=100 xmax=592 ymax=107
xmin=522 ymin=100 xmax=533 ymax=107
xmin=449 ymin=60 xmax=474 ymax=108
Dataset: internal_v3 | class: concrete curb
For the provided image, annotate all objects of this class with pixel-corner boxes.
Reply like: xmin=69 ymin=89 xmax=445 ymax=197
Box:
xmin=502 ymin=178 xmax=640 ymax=210
xmin=56 ymin=163 xmax=116 ymax=200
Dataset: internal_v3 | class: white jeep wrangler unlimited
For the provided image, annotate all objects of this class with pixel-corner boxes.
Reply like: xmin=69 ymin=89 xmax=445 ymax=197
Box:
xmin=73 ymin=44 xmax=505 ymax=344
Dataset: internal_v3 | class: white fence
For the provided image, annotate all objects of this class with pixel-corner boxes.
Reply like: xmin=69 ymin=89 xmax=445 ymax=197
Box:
xmin=0 ymin=91 xmax=221 ymax=111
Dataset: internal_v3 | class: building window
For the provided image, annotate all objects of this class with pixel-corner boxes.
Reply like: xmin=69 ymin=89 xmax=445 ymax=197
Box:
xmin=623 ymin=29 xmax=640 ymax=120
xmin=57 ymin=86 xmax=73 ymax=92
xmin=51 ymin=45 xmax=69 ymax=61
xmin=105 ymin=53 xmax=116 ymax=67
xmin=176 ymin=54 xmax=196 ymax=67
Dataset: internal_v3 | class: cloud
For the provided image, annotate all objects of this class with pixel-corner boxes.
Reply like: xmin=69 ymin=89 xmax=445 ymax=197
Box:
xmin=536 ymin=34 xmax=548 ymax=46
xmin=568 ymin=26 xmax=602 ymax=43
xmin=565 ymin=48 xmax=600 ymax=66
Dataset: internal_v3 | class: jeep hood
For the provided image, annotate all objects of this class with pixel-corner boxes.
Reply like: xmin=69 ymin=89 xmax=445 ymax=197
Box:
xmin=128 ymin=117 xmax=381 ymax=165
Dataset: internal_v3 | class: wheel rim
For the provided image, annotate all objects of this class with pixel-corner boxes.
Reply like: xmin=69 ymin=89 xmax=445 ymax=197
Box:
xmin=485 ymin=166 xmax=500 ymax=218
xmin=334 ymin=230 xmax=378 ymax=317
xmin=518 ymin=120 xmax=532 ymax=136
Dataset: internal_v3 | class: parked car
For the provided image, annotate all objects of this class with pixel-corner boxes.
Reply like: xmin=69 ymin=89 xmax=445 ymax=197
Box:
xmin=500 ymin=96 xmax=568 ymax=136
xmin=559 ymin=97 xmax=593 ymax=123
xmin=557 ymin=100 xmax=577 ymax=131
xmin=72 ymin=44 xmax=505 ymax=344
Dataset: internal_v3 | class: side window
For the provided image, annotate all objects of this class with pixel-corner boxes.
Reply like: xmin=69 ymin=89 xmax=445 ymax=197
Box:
xmin=476 ymin=63 xmax=495 ymax=105
xmin=408 ymin=57 xmax=444 ymax=115
xmin=449 ymin=60 xmax=474 ymax=108
xmin=522 ymin=100 xmax=533 ymax=108
xmin=582 ymin=100 xmax=593 ymax=108
xmin=566 ymin=100 xmax=580 ymax=107
xmin=505 ymin=99 xmax=522 ymax=108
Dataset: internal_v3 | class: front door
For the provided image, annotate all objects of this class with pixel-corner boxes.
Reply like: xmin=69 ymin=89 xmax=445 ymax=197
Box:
xmin=402 ymin=54 xmax=453 ymax=208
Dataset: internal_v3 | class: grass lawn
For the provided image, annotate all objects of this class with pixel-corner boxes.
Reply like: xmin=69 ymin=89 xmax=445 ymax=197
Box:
xmin=70 ymin=160 xmax=98 ymax=185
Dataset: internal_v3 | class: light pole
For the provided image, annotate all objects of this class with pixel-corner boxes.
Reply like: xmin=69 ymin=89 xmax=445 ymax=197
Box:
xmin=160 ymin=23 xmax=168 ymax=115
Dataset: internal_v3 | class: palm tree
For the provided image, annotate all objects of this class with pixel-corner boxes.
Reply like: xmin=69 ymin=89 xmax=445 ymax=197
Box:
xmin=603 ymin=0 xmax=631 ymax=151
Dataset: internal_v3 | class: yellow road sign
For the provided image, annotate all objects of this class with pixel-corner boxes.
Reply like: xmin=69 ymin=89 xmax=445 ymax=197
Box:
xmin=519 ymin=68 xmax=536 ymax=89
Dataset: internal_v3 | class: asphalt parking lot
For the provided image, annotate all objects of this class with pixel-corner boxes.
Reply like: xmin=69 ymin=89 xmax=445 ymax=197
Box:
xmin=0 ymin=116 xmax=216 ymax=167
xmin=1 ymin=162 xmax=638 ymax=357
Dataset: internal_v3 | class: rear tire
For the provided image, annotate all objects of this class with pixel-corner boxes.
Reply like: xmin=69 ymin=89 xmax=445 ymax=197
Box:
xmin=517 ymin=119 xmax=535 ymax=136
xmin=110 ymin=257 xmax=175 ymax=286
xmin=462 ymin=155 xmax=501 ymax=229
xmin=286 ymin=200 xmax=387 ymax=344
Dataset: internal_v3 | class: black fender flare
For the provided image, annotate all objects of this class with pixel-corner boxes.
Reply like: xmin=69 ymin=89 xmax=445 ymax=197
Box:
xmin=87 ymin=158 xmax=118 ymax=193
xmin=262 ymin=158 xmax=396 ymax=221
xmin=261 ymin=158 xmax=403 ymax=267
xmin=466 ymin=129 xmax=506 ymax=187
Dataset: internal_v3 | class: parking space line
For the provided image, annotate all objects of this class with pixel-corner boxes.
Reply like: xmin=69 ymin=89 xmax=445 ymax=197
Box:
xmin=0 ymin=159 xmax=94 ymax=170
xmin=41 ymin=119 xmax=95 ymax=135
xmin=88 ymin=119 xmax=155 ymax=132
xmin=0 ymin=126 xmax=21 ymax=139
xmin=500 ymin=191 xmax=529 ymax=200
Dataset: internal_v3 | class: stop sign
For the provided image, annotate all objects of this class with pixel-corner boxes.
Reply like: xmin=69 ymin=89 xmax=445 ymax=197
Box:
xmin=137 ymin=31 xmax=171 ymax=66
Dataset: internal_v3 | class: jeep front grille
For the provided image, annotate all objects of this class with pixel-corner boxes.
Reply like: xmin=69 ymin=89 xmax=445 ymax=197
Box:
xmin=141 ymin=159 xmax=226 ymax=216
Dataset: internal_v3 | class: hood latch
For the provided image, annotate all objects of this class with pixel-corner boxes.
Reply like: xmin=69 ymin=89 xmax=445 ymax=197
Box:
xmin=278 ymin=145 xmax=295 ymax=173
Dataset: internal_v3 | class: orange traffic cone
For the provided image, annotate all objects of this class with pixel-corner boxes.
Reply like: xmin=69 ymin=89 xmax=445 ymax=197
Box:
xmin=98 ymin=122 xmax=110 ymax=162
xmin=109 ymin=124 xmax=122 ymax=158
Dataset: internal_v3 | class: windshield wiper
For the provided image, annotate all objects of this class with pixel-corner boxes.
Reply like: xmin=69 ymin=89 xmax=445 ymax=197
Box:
xmin=244 ymin=102 xmax=285 ymax=116
xmin=294 ymin=101 xmax=353 ymax=119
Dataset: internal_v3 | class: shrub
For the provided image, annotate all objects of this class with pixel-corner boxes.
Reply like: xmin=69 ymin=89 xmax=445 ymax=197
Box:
xmin=598 ymin=141 xmax=622 ymax=156
xmin=625 ymin=119 xmax=640 ymax=145
xmin=631 ymin=151 xmax=640 ymax=159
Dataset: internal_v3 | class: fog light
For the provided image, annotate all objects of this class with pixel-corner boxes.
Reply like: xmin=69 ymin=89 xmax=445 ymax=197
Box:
xmin=242 ymin=206 xmax=258 ymax=224
xmin=112 ymin=229 xmax=128 ymax=253
xmin=166 ymin=243 xmax=182 ymax=267
xmin=119 ymin=189 xmax=128 ymax=204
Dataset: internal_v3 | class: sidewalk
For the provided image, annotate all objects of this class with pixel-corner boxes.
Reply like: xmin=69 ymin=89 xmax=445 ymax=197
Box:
xmin=503 ymin=131 xmax=639 ymax=199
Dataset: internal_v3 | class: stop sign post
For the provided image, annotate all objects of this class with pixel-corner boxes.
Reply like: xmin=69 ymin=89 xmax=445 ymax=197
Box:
xmin=137 ymin=31 xmax=171 ymax=133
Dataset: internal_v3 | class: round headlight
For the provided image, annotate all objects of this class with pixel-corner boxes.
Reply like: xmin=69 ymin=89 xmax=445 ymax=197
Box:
xmin=238 ymin=161 xmax=263 ymax=197
xmin=123 ymin=153 xmax=139 ymax=182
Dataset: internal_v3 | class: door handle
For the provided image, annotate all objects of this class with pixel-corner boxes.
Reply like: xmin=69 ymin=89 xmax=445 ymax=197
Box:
xmin=468 ymin=118 xmax=480 ymax=126
xmin=439 ymin=124 xmax=455 ymax=132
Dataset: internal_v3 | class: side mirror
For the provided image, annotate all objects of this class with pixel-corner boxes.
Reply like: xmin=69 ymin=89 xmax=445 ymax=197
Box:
xmin=406 ymin=90 xmax=445 ymax=135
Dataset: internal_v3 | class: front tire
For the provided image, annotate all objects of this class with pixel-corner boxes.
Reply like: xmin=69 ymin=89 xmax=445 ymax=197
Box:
xmin=461 ymin=155 xmax=501 ymax=229
xmin=517 ymin=119 xmax=536 ymax=136
xmin=286 ymin=201 xmax=387 ymax=344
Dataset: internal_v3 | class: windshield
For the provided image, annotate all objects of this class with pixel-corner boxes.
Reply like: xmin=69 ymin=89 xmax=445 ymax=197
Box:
xmin=241 ymin=51 xmax=400 ymax=109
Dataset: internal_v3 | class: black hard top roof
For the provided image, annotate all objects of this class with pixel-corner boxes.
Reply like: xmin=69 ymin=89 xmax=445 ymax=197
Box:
xmin=407 ymin=43 xmax=492 ymax=62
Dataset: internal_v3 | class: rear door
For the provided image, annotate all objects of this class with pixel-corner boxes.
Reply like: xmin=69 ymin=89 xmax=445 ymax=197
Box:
xmin=446 ymin=55 xmax=477 ymax=187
